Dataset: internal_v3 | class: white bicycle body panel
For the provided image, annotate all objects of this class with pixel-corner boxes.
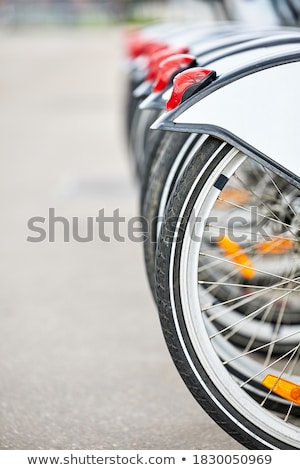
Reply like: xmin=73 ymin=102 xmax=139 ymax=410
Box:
xmin=153 ymin=60 xmax=300 ymax=183
xmin=174 ymin=61 xmax=300 ymax=177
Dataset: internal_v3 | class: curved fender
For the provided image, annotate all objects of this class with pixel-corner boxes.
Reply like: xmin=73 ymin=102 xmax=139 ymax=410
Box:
xmin=153 ymin=60 xmax=300 ymax=186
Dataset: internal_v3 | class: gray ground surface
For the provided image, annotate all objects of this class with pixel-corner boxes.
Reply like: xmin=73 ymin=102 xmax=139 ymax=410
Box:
xmin=0 ymin=26 xmax=244 ymax=450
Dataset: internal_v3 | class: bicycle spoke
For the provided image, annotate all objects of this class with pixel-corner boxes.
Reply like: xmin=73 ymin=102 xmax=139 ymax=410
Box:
xmin=264 ymin=167 xmax=299 ymax=219
xmin=206 ymin=223 xmax=298 ymax=243
xmin=208 ymin=271 xmax=300 ymax=339
xmin=202 ymin=278 xmax=298 ymax=316
xmin=217 ymin=197 xmax=299 ymax=233
xmin=200 ymin=251 xmax=300 ymax=286
xmin=239 ymin=345 xmax=299 ymax=388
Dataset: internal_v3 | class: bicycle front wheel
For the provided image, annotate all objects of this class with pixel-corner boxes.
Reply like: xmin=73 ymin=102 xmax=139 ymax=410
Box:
xmin=155 ymin=137 xmax=300 ymax=449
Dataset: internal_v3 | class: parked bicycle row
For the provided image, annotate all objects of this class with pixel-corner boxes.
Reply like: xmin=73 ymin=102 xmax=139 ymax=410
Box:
xmin=123 ymin=10 xmax=300 ymax=449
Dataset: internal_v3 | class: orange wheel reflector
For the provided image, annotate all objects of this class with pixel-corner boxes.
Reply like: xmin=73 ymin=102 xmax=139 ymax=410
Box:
xmin=217 ymin=188 xmax=251 ymax=207
xmin=217 ymin=236 xmax=255 ymax=280
xmin=262 ymin=374 xmax=300 ymax=404
xmin=256 ymin=238 xmax=294 ymax=254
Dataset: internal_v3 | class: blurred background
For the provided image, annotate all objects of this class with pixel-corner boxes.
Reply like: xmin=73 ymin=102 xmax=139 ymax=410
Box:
xmin=0 ymin=0 xmax=251 ymax=450
xmin=0 ymin=0 xmax=222 ymax=25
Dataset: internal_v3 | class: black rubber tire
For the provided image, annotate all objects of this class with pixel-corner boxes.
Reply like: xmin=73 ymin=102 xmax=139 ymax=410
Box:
xmin=142 ymin=131 xmax=190 ymax=298
xmin=130 ymin=105 xmax=161 ymax=182
xmin=124 ymin=77 xmax=142 ymax=146
xmin=139 ymin=126 xmax=165 ymax=212
xmin=155 ymin=136 xmax=297 ymax=449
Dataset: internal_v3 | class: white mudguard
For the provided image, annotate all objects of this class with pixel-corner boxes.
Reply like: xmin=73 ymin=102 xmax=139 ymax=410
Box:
xmin=154 ymin=60 xmax=300 ymax=184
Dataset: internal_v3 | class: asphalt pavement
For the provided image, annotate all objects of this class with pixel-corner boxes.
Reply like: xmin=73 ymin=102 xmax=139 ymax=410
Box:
xmin=0 ymin=26 xmax=244 ymax=450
